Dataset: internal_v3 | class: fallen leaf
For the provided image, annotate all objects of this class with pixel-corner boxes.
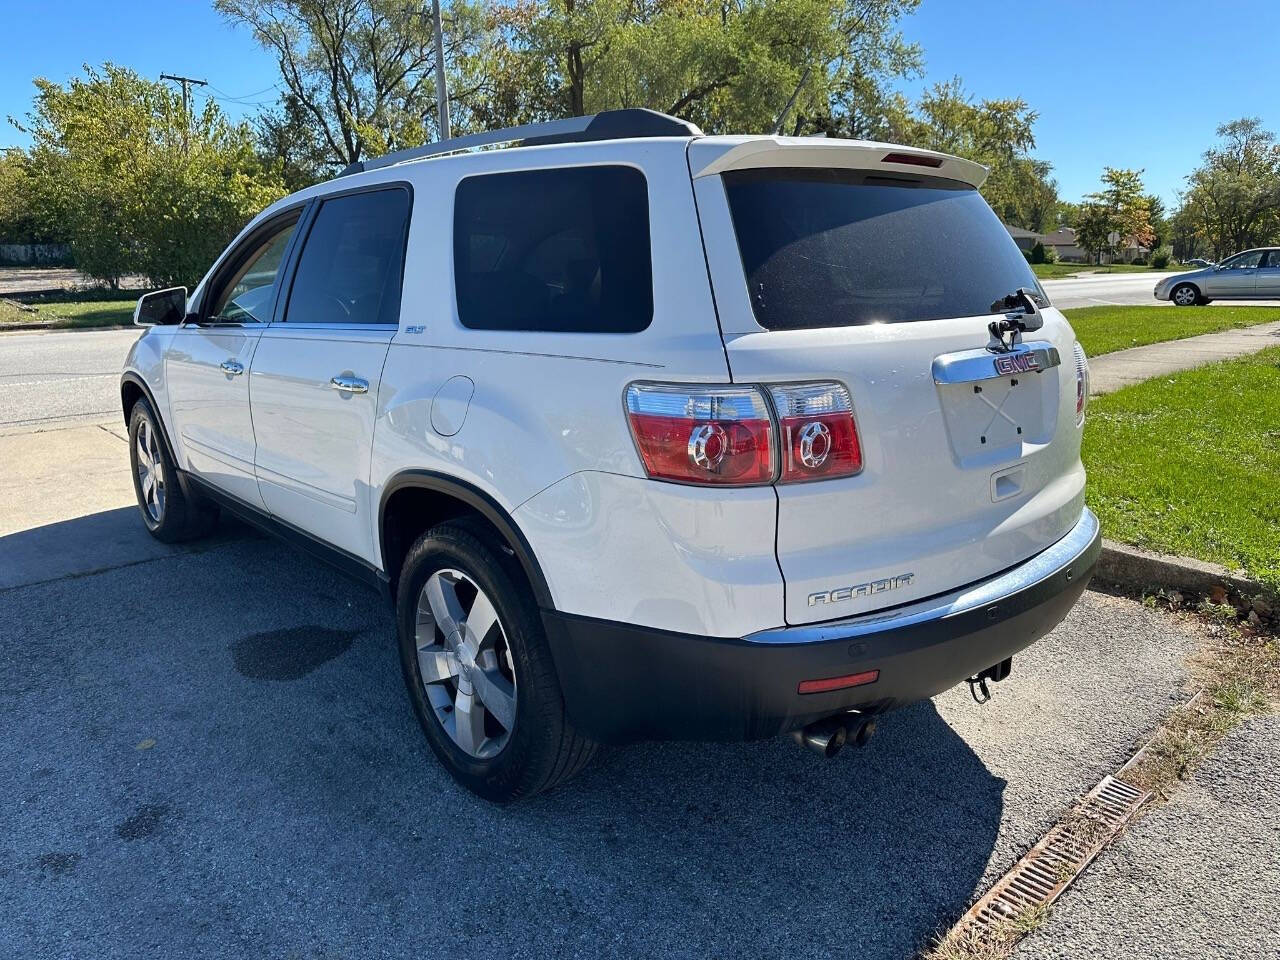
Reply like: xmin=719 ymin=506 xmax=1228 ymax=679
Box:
xmin=136 ymin=738 xmax=156 ymax=751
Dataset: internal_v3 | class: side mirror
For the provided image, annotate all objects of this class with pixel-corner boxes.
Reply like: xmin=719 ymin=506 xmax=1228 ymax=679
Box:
xmin=134 ymin=286 xmax=188 ymax=326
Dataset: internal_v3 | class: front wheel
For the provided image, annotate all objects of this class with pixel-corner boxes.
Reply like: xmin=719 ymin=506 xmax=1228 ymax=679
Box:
xmin=397 ymin=518 xmax=597 ymax=802
xmin=127 ymin=399 xmax=218 ymax=542
xmin=1171 ymin=283 xmax=1199 ymax=307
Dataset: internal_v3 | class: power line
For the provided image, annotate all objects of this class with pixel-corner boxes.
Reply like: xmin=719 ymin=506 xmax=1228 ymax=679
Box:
xmin=160 ymin=73 xmax=208 ymax=118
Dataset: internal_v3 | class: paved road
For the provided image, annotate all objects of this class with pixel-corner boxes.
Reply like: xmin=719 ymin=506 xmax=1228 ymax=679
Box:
xmin=0 ymin=328 xmax=141 ymax=433
xmin=1017 ymin=715 xmax=1280 ymax=959
xmin=1041 ymin=271 xmax=1178 ymax=309
xmin=0 ymin=266 xmax=146 ymax=296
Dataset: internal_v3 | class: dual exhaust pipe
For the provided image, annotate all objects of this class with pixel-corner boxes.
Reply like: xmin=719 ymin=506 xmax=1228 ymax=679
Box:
xmin=792 ymin=711 xmax=877 ymax=759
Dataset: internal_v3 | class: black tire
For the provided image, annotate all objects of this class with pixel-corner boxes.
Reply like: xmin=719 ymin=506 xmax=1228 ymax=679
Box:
xmin=1170 ymin=283 xmax=1200 ymax=307
xmin=397 ymin=517 xmax=597 ymax=802
xmin=127 ymin=398 xmax=218 ymax=543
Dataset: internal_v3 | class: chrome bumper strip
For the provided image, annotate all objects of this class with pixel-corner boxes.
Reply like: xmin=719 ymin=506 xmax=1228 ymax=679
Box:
xmin=746 ymin=508 xmax=1101 ymax=645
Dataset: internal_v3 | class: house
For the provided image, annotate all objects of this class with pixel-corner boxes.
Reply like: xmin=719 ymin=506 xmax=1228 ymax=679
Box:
xmin=1041 ymin=227 xmax=1088 ymax=263
xmin=1003 ymin=224 xmax=1043 ymax=253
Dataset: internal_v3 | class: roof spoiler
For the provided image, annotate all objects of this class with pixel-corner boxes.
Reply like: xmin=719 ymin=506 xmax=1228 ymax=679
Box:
xmin=689 ymin=138 xmax=989 ymax=189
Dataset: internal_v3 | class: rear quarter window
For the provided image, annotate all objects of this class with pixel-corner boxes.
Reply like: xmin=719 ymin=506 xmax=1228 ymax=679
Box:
xmin=722 ymin=168 xmax=1046 ymax=330
xmin=453 ymin=165 xmax=653 ymax=333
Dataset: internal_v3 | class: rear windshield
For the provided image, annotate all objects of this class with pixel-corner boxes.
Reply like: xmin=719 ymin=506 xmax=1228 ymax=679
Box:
xmin=722 ymin=168 xmax=1046 ymax=330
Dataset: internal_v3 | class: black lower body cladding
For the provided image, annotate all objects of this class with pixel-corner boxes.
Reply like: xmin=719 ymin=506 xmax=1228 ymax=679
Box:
xmin=543 ymin=510 xmax=1101 ymax=744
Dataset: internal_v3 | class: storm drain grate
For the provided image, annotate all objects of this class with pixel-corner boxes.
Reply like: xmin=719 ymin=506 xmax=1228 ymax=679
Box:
xmin=951 ymin=775 xmax=1150 ymax=940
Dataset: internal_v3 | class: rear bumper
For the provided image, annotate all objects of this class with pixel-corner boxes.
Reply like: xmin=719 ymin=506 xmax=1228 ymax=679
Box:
xmin=543 ymin=509 xmax=1101 ymax=743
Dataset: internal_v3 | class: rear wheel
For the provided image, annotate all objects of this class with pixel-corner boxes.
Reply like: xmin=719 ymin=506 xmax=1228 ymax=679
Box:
xmin=127 ymin=399 xmax=218 ymax=542
xmin=1171 ymin=283 xmax=1199 ymax=307
xmin=397 ymin=518 xmax=597 ymax=801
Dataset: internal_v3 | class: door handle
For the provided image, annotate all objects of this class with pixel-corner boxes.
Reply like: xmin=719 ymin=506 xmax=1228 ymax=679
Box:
xmin=330 ymin=375 xmax=369 ymax=395
xmin=220 ymin=360 xmax=244 ymax=376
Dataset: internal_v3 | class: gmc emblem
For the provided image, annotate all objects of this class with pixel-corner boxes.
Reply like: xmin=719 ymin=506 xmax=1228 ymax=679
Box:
xmin=994 ymin=352 xmax=1041 ymax=376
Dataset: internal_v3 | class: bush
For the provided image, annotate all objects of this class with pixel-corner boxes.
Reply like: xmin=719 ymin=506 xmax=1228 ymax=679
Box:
xmin=1022 ymin=248 xmax=1033 ymax=262
xmin=1151 ymin=246 xmax=1172 ymax=269
xmin=1030 ymin=241 xmax=1046 ymax=263
xmin=1132 ymin=256 xmax=1148 ymax=266
xmin=1042 ymin=243 xmax=1059 ymax=264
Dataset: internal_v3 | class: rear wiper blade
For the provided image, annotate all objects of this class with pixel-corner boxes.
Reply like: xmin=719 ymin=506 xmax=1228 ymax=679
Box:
xmin=989 ymin=287 xmax=1041 ymax=320
xmin=988 ymin=287 xmax=1043 ymax=349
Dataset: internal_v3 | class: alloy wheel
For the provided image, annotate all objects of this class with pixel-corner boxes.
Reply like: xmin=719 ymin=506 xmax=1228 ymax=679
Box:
xmin=414 ymin=568 xmax=518 ymax=759
xmin=1173 ymin=285 xmax=1197 ymax=306
xmin=135 ymin=418 xmax=166 ymax=524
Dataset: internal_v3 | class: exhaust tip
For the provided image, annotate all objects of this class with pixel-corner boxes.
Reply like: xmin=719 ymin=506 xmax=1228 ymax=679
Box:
xmin=847 ymin=714 xmax=877 ymax=748
xmin=793 ymin=717 xmax=848 ymax=758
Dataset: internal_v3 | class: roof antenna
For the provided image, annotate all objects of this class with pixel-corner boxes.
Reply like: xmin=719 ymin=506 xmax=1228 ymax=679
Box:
xmin=771 ymin=63 xmax=812 ymax=135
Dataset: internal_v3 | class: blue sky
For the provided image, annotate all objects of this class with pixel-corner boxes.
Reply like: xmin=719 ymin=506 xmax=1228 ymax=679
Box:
xmin=3 ymin=0 xmax=1277 ymax=205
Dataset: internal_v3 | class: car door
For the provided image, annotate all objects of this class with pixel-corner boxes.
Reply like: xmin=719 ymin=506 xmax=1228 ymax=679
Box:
xmin=249 ymin=185 xmax=412 ymax=562
xmin=1255 ymin=250 xmax=1280 ymax=298
xmin=166 ymin=212 xmax=301 ymax=508
xmin=1205 ymin=250 xmax=1263 ymax=298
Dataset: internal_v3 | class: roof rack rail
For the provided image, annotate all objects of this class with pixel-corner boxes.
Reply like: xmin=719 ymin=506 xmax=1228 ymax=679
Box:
xmin=338 ymin=108 xmax=702 ymax=177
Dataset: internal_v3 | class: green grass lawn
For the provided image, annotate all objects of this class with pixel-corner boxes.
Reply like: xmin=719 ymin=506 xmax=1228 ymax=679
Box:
xmin=1083 ymin=345 xmax=1280 ymax=588
xmin=1062 ymin=304 xmax=1280 ymax=356
xmin=0 ymin=297 xmax=136 ymax=329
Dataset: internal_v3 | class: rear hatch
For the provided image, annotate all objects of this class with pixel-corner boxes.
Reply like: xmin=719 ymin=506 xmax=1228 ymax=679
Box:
xmin=688 ymin=138 xmax=1087 ymax=625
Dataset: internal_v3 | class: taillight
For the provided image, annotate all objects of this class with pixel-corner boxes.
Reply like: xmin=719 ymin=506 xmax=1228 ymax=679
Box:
xmin=625 ymin=383 xmax=775 ymax=486
xmin=768 ymin=382 xmax=862 ymax=483
xmin=1073 ymin=341 xmax=1089 ymax=425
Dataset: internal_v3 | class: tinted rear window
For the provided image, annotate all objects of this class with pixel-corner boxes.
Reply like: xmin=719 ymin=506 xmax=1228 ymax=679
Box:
xmin=453 ymin=166 xmax=653 ymax=333
xmin=722 ymin=168 xmax=1045 ymax=330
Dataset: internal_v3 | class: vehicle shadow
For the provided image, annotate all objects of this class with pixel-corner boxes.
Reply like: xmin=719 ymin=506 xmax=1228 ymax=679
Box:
xmin=1 ymin=509 xmax=1001 ymax=960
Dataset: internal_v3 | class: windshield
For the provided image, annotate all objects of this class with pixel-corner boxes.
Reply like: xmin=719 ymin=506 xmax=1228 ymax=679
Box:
xmin=722 ymin=167 xmax=1047 ymax=330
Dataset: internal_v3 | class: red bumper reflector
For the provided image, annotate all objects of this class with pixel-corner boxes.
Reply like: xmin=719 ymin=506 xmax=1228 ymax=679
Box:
xmin=797 ymin=669 xmax=880 ymax=695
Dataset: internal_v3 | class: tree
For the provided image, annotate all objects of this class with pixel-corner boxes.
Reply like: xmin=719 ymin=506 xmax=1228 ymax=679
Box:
xmin=1145 ymin=193 xmax=1167 ymax=251
xmin=1073 ymin=201 xmax=1114 ymax=265
xmin=0 ymin=148 xmax=64 ymax=244
xmin=216 ymin=0 xmax=490 ymax=167
xmin=885 ymin=78 xmax=1056 ymax=230
xmin=16 ymin=64 xmax=284 ymax=286
xmin=1079 ymin=167 xmax=1153 ymax=261
xmin=474 ymin=0 xmax=925 ymax=137
xmin=1181 ymin=117 xmax=1280 ymax=259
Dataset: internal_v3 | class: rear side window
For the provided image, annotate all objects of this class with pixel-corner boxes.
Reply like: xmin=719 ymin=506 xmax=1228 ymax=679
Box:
xmin=285 ymin=187 xmax=411 ymax=325
xmin=722 ymin=168 xmax=1045 ymax=330
xmin=453 ymin=166 xmax=653 ymax=333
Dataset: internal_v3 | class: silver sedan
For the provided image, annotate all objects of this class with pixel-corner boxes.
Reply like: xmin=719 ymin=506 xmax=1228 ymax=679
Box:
xmin=1154 ymin=247 xmax=1280 ymax=305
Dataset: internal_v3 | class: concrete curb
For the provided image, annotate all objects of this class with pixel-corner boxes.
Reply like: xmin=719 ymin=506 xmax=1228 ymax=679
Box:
xmin=1098 ymin=538 xmax=1266 ymax=598
xmin=0 ymin=321 xmax=56 ymax=332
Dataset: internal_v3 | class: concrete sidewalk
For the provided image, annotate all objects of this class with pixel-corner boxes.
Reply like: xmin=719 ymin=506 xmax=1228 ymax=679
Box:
xmin=1017 ymin=715 xmax=1280 ymax=959
xmin=1088 ymin=319 xmax=1280 ymax=395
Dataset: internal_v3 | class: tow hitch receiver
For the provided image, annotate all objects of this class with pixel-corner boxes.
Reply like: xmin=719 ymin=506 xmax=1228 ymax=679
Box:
xmin=967 ymin=657 xmax=1013 ymax=704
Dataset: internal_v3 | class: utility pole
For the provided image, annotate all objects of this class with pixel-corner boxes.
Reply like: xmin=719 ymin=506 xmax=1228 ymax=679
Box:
xmin=160 ymin=73 xmax=207 ymax=152
xmin=429 ymin=0 xmax=450 ymax=140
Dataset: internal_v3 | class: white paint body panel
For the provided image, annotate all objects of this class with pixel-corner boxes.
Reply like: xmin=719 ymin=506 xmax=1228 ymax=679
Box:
xmin=249 ymin=324 xmax=394 ymax=560
xmin=514 ymin=472 xmax=782 ymax=637
xmin=164 ymin=324 xmax=267 ymax=508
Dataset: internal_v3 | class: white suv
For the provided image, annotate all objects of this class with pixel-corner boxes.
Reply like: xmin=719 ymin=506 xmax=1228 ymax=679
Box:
xmin=122 ymin=109 xmax=1099 ymax=801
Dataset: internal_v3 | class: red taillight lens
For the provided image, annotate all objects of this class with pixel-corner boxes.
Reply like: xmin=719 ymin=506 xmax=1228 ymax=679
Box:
xmin=625 ymin=384 xmax=775 ymax=485
xmin=769 ymin=382 xmax=862 ymax=483
xmin=1073 ymin=341 xmax=1090 ymax=425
